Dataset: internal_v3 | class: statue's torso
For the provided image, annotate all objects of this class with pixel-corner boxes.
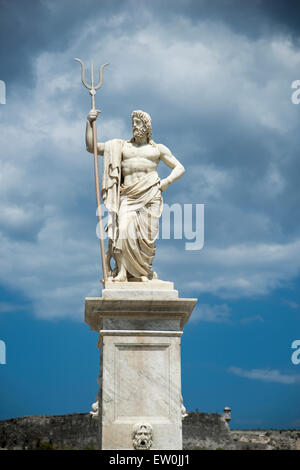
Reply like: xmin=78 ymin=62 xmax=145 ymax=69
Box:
xmin=121 ymin=141 xmax=160 ymax=186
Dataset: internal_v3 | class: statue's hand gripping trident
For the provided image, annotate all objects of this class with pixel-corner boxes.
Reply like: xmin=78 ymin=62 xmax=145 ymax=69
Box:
xmin=75 ymin=58 xmax=109 ymax=283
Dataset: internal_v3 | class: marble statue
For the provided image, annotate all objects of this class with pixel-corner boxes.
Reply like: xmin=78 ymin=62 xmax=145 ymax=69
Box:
xmin=86 ymin=109 xmax=185 ymax=282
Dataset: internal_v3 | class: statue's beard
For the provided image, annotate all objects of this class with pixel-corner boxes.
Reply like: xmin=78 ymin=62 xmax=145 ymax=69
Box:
xmin=133 ymin=127 xmax=147 ymax=142
xmin=133 ymin=435 xmax=152 ymax=450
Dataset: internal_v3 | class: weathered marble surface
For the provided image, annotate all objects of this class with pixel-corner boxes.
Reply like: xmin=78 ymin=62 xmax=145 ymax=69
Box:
xmin=102 ymin=280 xmax=178 ymax=300
xmin=85 ymin=290 xmax=197 ymax=450
xmin=100 ymin=325 xmax=182 ymax=449
xmin=85 ymin=282 xmax=196 ymax=332
xmin=85 ymin=298 xmax=195 ymax=332
xmin=104 ymin=280 xmax=174 ymax=290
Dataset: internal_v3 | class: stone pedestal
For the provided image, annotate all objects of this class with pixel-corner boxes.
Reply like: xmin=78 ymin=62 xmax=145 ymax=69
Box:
xmin=85 ymin=281 xmax=197 ymax=450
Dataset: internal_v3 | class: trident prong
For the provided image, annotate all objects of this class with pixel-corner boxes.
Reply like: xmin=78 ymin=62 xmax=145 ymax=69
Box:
xmin=74 ymin=58 xmax=109 ymax=91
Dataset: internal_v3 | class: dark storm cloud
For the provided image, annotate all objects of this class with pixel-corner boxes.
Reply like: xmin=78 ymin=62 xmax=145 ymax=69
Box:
xmin=1 ymin=0 xmax=300 ymax=316
xmin=1 ymin=0 xmax=300 ymax=88
xmin=159 ymin=0 xmax=300 ymax=40
xmin=0 ymin=0 xmax=124 ymax=86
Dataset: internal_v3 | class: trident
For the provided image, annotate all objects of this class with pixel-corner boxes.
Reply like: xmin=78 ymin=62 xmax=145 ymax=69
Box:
xmin=75 ymin=58 xmax=109 ymax=283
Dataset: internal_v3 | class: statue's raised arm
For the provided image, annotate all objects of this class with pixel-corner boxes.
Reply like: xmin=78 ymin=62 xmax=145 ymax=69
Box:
xmin=86 ymin=109 xmax=105 ymax=155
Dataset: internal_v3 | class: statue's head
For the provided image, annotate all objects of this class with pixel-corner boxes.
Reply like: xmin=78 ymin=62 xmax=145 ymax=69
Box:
xmin=132 ymin=423 xmax=153 ymax=450
xmin=131 ymin=110 xmax=154 ymax=145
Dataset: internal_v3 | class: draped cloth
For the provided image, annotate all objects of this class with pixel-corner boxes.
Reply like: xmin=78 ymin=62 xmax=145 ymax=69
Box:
xmin=102 ymin=139 xmax=123 ymax=244
xmin=101 ymin=139 xmax=163 ymax=279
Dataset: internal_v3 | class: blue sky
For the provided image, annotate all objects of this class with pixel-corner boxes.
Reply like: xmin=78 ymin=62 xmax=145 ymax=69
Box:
xmin=0 ymin=0 xmax=300 ymax=429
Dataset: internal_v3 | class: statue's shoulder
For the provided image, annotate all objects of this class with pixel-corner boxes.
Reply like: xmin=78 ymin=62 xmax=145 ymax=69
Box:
xmin=105 ymin=138 xmax=125 ymax=145
xmin=156 ymin=143 xmax=172 ymax=155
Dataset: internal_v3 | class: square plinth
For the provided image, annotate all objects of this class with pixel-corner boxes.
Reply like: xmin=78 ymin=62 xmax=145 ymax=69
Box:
xmin=85 ymin=287 xmax=197 ymax=450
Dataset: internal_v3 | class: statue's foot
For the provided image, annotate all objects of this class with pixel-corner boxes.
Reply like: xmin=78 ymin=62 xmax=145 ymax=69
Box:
xmin=113 ymin=275 xmax=127 ymax=282
xmin=113 ymin=268 xmax=127 ymax=282
xmin=141 ymin=276 xmax=149 ymax=282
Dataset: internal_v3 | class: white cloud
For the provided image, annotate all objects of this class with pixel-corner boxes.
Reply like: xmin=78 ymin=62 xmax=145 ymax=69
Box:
xmin=1 ymin=10 xmax=300 ymax=319
xmin=190 ymin=303 xmax=231 ymax=323
xmin=284 ymin=300 xmax=300 ymax=310
xmin=84 ymin=17 xmax=300 ymax=133
xmin=156 ymin=239 xmax=300 ymax=299
xmin=228 ymin=366 xmax=300 ymax=385
xmin=240 ymin=315 xmax=264 ymax=324
xmin=0 ymin=302 xmax=24 ymax=314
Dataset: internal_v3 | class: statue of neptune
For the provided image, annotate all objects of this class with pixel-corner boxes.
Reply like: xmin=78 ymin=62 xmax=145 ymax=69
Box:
xmin=86 ymin=109 xmax=185 ymax=282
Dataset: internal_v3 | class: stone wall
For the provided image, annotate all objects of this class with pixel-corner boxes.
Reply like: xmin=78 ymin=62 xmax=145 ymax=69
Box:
xmin=0 ymin=413 xmax=98 ymax=450
xmin=0 ymin=412 xmax=299 ymax=450
xmin=230 ymin=430 xmax=300 ymax=451
xmin=182 ymin=412 xmax=233 ymax=450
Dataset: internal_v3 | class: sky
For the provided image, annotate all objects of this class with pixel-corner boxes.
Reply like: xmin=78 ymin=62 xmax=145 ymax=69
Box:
xmin=0 ymin=0 xmax=300 ymax=430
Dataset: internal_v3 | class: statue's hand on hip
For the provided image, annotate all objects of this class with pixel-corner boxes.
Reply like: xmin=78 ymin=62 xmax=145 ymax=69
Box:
xmin=159 ymin=178 xmax=171 ymax=192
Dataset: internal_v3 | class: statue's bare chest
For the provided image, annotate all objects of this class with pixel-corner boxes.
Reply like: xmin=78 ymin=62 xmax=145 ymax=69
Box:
xmin=122 ymin=142 xmax=160 ymax=162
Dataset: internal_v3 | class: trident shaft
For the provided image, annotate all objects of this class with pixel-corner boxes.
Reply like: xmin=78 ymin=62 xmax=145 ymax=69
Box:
xmin=75 ymin=58 xmax=109 ymax=283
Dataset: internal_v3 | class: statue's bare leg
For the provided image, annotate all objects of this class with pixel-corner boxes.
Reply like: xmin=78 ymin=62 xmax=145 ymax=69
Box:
xmin=113 ymin=254 xmax=127 ymax=282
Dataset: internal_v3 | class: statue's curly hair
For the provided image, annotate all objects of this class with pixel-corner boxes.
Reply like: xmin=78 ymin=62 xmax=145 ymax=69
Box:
xmin=130 ymin=110 xmax=155 ymax=146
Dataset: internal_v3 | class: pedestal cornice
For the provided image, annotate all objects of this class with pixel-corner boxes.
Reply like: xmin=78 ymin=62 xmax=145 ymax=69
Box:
xmin=85 ymin=296 xmax=197 ymax=331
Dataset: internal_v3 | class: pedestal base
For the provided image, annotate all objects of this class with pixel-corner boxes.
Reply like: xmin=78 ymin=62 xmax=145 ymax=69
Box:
xmin=85 ymin=282 xmax=197 ymax=450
